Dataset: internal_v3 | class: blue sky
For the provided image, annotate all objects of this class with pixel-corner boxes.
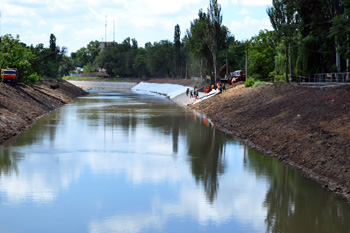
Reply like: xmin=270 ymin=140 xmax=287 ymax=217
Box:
xmin=1 ymin=0 xmax=272 ymax=54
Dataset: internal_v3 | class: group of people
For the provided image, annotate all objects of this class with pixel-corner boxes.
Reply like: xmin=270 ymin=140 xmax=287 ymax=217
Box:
xmin=204 ymin=82 xmax=226 ymax=94
xmin=186 ymin=82 xmax=226 ymax=100
xmin=186 ymin=87 xmax=199 ymax=99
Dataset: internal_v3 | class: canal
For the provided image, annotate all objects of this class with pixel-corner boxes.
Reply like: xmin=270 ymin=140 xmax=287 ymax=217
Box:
xmin=0 ymin=89 xmax=349 ymax=233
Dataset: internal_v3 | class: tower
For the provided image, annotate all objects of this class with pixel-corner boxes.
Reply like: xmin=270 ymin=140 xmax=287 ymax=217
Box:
xmin=105 ymin=15 xmax=107 ymax=43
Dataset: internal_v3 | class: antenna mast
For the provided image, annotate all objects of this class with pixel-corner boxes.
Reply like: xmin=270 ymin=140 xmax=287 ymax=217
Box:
xmin=105 ymin=15 xmax=107 ymax=43
xmin=113 ymin=20 xmax=115 ymax=42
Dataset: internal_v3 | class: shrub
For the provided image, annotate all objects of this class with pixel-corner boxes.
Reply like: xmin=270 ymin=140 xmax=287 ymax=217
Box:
xmin=21 ymin=72 xmax=40 ymax=85
xmin=253 ymin=80 xmax=266 ymax=88
xmin=245 ymin=77 xmax=255 ymax=88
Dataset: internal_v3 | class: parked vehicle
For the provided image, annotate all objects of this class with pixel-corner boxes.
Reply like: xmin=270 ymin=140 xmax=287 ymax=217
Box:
xmin=2 ymin=68 xmax=18 ymax=83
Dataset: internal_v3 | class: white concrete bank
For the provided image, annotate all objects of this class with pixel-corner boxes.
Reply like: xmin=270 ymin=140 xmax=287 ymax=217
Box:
xmin=132 ymin=82 xmax=207 ymax=106
xmin=67 ymin=80 xmax=138 ymax=90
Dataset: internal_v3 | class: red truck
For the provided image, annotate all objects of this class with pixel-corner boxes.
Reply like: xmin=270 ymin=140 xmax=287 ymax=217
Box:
xmin=1 ymin=68 xmax=18 ymax=83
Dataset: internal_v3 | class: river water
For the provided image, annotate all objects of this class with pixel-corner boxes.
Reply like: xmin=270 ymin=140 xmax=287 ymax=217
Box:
xmin=0 ymin=90 xmax=349 ymax=233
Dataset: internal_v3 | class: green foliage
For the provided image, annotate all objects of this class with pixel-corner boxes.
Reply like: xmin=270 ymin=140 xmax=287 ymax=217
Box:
xmin=83 ymin=63 xmax=95 ymax=74
xmin=26 ymin=72 xmax=40 ymax=84
xmin=253 ymin=80 xmax=266 ymax=88
xmin=248 ymin=30 xmax=276 ymax=79
xmin=245 ymin=77 xmax=255 ymax=88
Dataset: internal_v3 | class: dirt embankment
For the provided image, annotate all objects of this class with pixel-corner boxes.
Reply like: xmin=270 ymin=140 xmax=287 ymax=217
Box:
xmin=0 ymin=80 xmax=87 ymax=144
xmin=192 ymin=83 xmax=350 ymax=202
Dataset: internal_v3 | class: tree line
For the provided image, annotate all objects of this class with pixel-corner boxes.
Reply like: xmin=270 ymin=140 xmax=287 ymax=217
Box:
xmin=2 ymin=0 xmax=350 ymax=84
xmin=268 ymin=0 xmax=350 ymax=82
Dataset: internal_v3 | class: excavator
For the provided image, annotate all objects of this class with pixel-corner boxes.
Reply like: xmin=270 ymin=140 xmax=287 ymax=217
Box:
xmin=218 ymin=64 xmax=233 ymax=84
xmin=217 ymin=64 xmax=246 ymax=85
xmin=1 ymin=49 xmax=59 ymax=83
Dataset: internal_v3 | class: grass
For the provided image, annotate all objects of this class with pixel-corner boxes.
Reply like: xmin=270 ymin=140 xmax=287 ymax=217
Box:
xmin=62 ymin=76 xmax=104 ymax=81
xmin=62 ymin=76 xmax=141 ymax=82
xmin=253 ymin=80 xmax=266 ymax=88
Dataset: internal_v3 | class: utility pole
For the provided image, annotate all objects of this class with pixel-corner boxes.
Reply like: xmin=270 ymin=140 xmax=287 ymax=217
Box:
xmin=245 ymin=42 xmax=248 ymax=80
xmin=225 ymin=44 xmax=229 ymax=78
xmin=105 ymin=15 xmax=107 ymax=44
xmin=113 ymin=20 xmax=115 ymax=42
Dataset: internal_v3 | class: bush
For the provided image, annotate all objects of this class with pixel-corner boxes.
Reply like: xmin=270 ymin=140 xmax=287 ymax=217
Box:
xmin=245 ymin=77 xmax=255 ymax=88
xmin=253 ymin=80 xmax=266 ymax=88
xmin=21 ymin=72 xmax=40 ymax=85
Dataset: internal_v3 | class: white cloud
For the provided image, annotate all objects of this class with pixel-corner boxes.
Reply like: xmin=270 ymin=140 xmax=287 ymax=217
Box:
xmin=239 ymin=0 xmax=271 ymax=6
xmin=229 ymin=16 xmax=272 ymax=41
xmin=52 ymin=24 xmax=67 ymax=35
xmin=38 ymin=19 xmax=47 ymax=26
xmin=238 ymin=7 xmax=251 ymax=15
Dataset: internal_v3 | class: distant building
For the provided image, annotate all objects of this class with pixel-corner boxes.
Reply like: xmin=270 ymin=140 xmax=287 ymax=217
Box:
xmin=99 ymin=42 xmax=117 ymax=52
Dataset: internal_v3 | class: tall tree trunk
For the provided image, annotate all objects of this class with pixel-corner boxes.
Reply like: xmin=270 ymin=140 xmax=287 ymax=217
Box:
xmin=336 ymin=39 xmax=341 ymax=72
xmin=213 ymin=54 xmax=217 ymax=84
xmin=245 ymin=43 xmax=248 ymax=80
xmin=285 ymin=42 xmax=289 ymax=82
xmin=289 ymin=42 xmax=292 ymax=82
xmin=200 ymin=58 xmax=203 ymax=82
xmin=225 ymin=45 xmax=229 ymax=78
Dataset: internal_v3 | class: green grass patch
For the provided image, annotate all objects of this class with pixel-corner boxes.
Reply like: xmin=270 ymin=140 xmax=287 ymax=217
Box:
xmin=253 ymin=80 xmax=266 ymax=88
xmin=63 ymin=76 xmax=104 ymax=81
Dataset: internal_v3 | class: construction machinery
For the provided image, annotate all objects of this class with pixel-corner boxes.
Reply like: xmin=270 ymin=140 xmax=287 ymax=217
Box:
xmin=1 ymin=68 xmax=18 ymax=83
xmin=232 ymin=70 xmax=246 ymax=83
xmin=219 ymin=67 xmax=246 ymax=85
xmin=218 ymin=64 xmax=232 ymax=84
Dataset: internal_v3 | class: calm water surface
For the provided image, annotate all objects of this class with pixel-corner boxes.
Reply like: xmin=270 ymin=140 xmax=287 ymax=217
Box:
xmin=0 ymin=90 xmax=349 ymax=233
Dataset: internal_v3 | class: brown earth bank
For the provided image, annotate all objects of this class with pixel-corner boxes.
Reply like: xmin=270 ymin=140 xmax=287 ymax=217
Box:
xmin=191 ymin=82 xmax=350 ymax=202
xmin=0 ymin=80 xmax=87 ymax=145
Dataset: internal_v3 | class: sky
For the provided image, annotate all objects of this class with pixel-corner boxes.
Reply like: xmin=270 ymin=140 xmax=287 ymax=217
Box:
xmin=0 ymin=0 xmax=273 ymax=54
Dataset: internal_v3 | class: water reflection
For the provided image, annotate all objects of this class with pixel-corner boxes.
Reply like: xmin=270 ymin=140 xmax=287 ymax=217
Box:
xmin=245 ymin=147 xmax=350 ymax=233
xmin=0 ymin=90 xmax=349 ymax=233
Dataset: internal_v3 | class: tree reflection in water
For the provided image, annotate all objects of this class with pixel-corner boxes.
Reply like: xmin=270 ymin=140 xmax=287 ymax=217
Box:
xmin=245 ymin=146 xmax=350 ymax=233
xmin=185 ymin=111 xmax=226 ymax=203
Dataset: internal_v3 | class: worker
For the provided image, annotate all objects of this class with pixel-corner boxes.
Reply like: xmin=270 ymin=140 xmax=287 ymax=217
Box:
xmin=186 ymin=88 xmax=189 ymax=97
xmin=222 ymin=83 xmax=226 ymax=92
xmin=190 ymin=90 xmax=193 ymax=98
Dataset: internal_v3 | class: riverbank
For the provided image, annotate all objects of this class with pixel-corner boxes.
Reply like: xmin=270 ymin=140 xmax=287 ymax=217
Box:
xmin=191 ymin=82 xmax=350 ymax=202
xmin=0 ymin=80 xmax=87 ymax=145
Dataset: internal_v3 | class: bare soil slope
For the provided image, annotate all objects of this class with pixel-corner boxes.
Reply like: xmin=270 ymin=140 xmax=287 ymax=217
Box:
xmin=192 ymin=83 xmax=350 ymax=201
xmin=0 ymin=80 xmax=87 ymax=144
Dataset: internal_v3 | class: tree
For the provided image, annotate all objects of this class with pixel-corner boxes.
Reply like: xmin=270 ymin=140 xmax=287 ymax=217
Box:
xmin=330 ymin=0 xmax=350 ymax=71
xmin=267 ymin=0 xmax=298 ymax=82
xmin=146 ymin=40 xmax=173 ymax=77
xmin=59 ymin=56 xmax=75 ymax=76
xmin=186 ymin=9 xmax=211 ymax=80
xmin=203 ymin=0 xmax=223 ymax=84
xmin=174 ymin=24 xmax=181 ymax=78
xmin=133 ymin=48 xmax=149 ymax=77
xmin=248 ymin=30 xmax=276 ymax=79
